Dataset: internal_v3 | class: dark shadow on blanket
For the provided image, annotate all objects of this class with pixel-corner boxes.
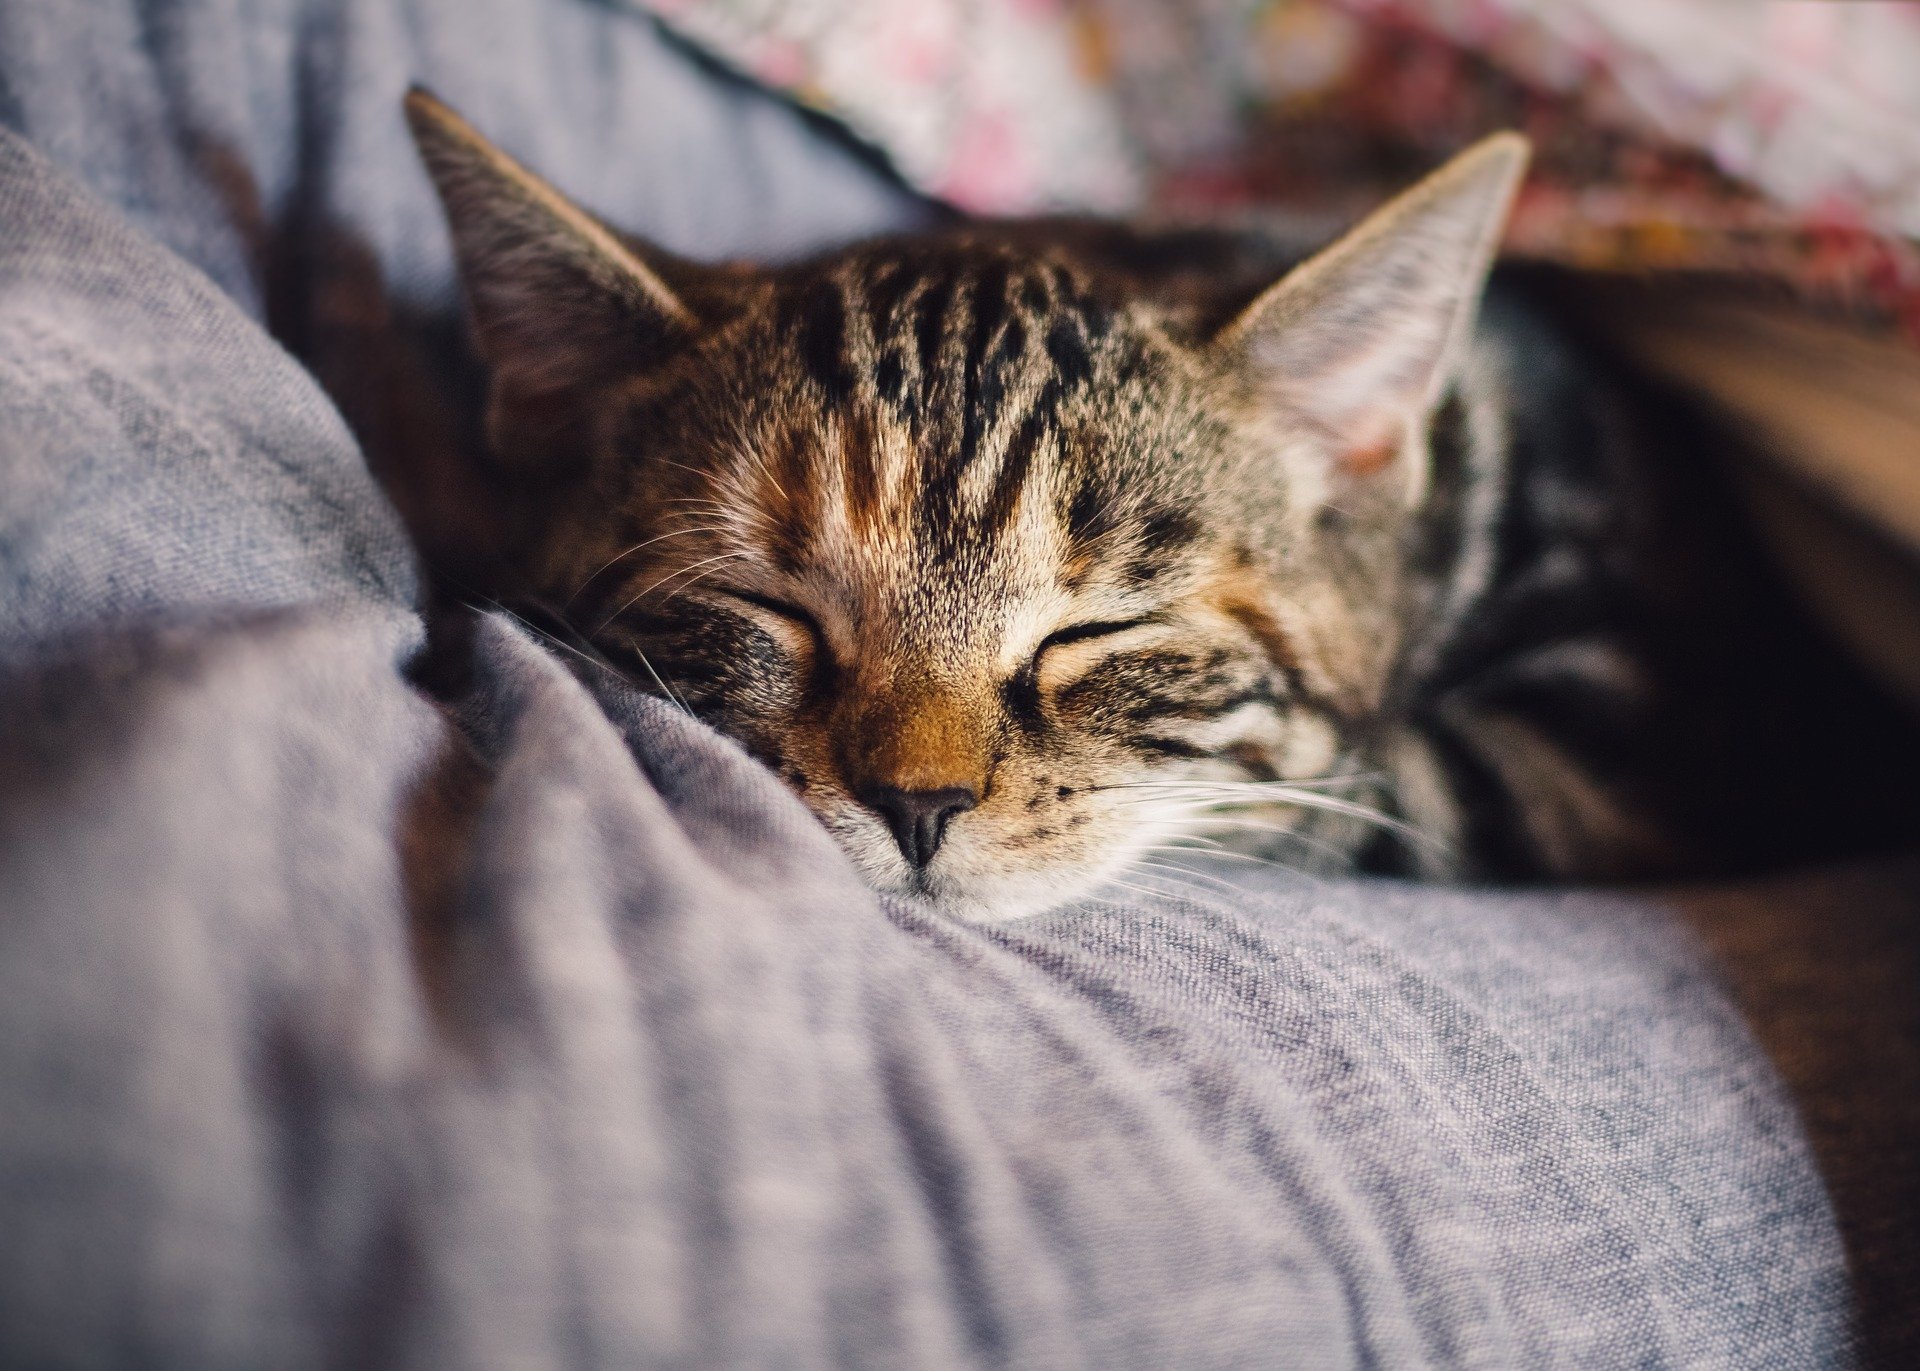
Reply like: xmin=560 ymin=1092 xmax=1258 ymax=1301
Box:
xmin=173 ymin=126 xmax=516 ymax=605
xmin=264 ymin=215 xmax=511 ymax=598
xmin=1678 ymin=865 xmax=1920 ymax=1368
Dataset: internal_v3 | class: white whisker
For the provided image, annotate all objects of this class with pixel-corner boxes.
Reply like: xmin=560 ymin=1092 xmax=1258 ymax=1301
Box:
xmin=1131 ymin=857 xmax=1243 ymax=895
xmin=1093 ymin=770 xmax=1375 ymax=791
xmin=1135 ymin=842 xmax=1307 ymax=876
xmin=1095 ymin=874 xmax=1190 ymax=903
xmin=1178 ymin=816 xmax=1354 ymax=867
xmin=1103 ymin=779 xmax=1436 ymax=851
xmin=565 ymin=525 xmax=734 ymax=608
xmin=480 ymin=599 xmax=694 ymax=716
xmin=656 ymin=457 xmax=720 ymax=483
xmin=660 ymin=554 xmax=748 ymax=605
xmin=596 ymin=551 xmax=746 ymax=631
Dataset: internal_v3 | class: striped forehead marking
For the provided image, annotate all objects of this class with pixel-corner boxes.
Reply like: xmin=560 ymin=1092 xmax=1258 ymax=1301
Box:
xmin=767 ymin=246 xmax=1129 ymax=560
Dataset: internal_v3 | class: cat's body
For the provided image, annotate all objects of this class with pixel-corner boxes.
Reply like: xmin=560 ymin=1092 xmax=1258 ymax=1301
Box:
xmin=405 ymin=90 xmax=1920 ymax=919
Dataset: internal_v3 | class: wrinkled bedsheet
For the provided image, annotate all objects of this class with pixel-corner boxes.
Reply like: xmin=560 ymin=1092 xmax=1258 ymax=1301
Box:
xmin=1 ymin=3 xmax=1915 ymax=1367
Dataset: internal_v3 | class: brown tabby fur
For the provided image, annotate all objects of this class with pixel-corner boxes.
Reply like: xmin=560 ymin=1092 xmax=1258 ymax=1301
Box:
xmin=404 ymin=89 xmax=1920 ymax=919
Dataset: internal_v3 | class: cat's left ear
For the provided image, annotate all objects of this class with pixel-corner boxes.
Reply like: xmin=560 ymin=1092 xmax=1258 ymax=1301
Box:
xmin=1213 ymin=134 xmax=1528 ymax=500
xmin=405 ymin=86 xmax=698 ymax=402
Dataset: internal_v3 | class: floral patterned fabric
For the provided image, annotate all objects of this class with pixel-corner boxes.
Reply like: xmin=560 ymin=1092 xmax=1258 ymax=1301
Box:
xmin=635 ymin=0 xmax=1141 ymax=211
xmin=630 ymin=0 xmax=1920 ymax=331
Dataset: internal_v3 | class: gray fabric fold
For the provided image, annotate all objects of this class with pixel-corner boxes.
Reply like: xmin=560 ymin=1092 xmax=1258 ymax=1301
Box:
xmin=0 ymin=594 xmax=1857 ymax=1368
xmin=0 ymin=123 xmax=415 ymax=664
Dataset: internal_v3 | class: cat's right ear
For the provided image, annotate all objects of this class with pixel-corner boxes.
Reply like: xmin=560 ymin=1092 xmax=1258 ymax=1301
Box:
xmin=1211 ymin=133 xmax=1527 ymax=507
xmin=405 ymin=87 xmax=695 ymax=401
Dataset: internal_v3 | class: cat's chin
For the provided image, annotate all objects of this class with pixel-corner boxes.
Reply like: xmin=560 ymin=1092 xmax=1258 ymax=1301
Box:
xmin=877 ymin=870 xmax=1097 ymax=924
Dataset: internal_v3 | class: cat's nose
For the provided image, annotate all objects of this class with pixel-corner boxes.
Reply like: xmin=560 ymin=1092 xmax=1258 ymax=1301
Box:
xmin=857 ymin=784 xmax=977 ymax=869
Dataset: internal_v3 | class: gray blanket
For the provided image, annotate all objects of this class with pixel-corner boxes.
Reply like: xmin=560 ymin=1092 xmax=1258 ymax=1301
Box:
xmin=1 ymin=3 xmax=1914 ymax=1366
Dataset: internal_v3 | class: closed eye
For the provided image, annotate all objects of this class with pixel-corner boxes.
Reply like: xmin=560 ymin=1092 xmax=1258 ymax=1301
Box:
xmin=1035 ymin=618 xmax=1154 ymax=658
xmin=715 ymin=588 xmax=827 ymax=646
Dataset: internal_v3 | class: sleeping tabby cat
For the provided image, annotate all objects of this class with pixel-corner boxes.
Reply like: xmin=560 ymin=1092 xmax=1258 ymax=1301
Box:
xmin=404 ymin=88 xmax=1920 ymax=921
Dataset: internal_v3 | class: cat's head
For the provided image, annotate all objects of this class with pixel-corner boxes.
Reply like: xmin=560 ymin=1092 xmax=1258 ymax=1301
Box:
xmin=407 ymin=89 xmax=1526 ymax=919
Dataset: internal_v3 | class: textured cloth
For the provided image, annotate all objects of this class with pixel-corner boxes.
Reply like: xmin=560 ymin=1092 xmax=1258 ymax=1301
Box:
xmin=0 ymin=2 xmax=1908 ymax=1367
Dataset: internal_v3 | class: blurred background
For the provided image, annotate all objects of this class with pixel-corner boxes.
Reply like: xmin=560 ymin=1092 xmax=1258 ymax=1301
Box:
xmin=642 ymin=0 xmax=1920 ymax=319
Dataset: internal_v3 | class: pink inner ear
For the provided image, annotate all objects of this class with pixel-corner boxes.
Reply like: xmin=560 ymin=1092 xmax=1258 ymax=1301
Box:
xmin=1336 ymin=418 xmax=1405 ymax=480
xmin=1341 ymin=438 xmax=1397 ymax=479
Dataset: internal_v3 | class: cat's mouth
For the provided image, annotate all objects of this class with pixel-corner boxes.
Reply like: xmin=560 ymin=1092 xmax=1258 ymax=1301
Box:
xmin=816 ymin=768 xmax=1434 ymax=920
xmin=819 ymin=799 xmax=1150 ymax=922
xmin=862 ymin=849 xmax=1069 ymax=923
